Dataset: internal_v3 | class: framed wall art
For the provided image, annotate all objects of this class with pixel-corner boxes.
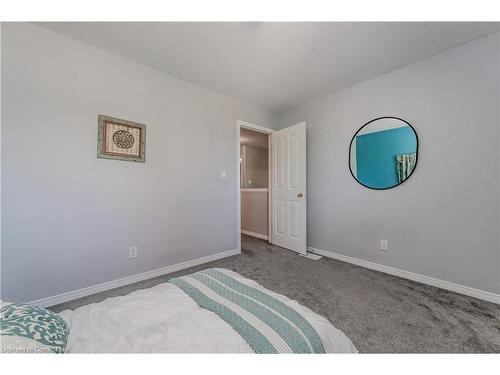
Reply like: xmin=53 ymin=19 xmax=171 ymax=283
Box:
xmin=97 ymin=115 xmax=146 ymax=163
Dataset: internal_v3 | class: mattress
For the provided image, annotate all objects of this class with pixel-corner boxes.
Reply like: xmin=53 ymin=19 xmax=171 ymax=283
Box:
xmin=59 ymin=268 xmax=357 ymax=353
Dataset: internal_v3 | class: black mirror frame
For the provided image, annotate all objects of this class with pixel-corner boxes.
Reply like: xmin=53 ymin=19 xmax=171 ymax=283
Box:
xmin=348 ymin=116 xmax=419 ymax=190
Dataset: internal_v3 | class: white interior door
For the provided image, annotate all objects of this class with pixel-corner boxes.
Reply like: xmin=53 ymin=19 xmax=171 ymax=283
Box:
xmin=271 ymin=122 xmax=307 ymax=254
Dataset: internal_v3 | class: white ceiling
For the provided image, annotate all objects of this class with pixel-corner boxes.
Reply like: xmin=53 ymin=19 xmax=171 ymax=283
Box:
xmin=37 ymin=22 xmax=499 ymax=113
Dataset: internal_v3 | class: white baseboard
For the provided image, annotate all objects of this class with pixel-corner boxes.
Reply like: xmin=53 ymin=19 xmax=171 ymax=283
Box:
xmin=30 ymin=248 xmax=240 ymax=308
xmin=241 ymin=230 xmax=269 ymax=241
xmin=308 ymin=247 xmax=500 ymax=305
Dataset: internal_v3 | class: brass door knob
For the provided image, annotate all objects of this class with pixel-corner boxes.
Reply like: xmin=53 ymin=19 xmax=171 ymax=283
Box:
xmin=297 ymin=192 xmax=304 ymax=198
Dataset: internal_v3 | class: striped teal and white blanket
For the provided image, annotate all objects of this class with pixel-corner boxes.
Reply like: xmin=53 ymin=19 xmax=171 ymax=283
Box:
xmin=169 ymin=268 xmax=326 ymax=353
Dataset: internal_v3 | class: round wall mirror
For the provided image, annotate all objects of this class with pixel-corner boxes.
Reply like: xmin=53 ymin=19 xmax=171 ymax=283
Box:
xmin=349 ymin=117 xmax=418 ymax=190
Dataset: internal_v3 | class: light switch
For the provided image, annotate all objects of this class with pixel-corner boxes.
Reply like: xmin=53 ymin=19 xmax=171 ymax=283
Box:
xmin=221 ymin=170 xmax=227 ymax=180
xmin=380 ymin=240 xmax=388 ymax=251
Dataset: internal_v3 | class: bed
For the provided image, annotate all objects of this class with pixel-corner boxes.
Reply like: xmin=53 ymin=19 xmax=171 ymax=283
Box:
xmin=1 ymin=268 xmax=357 ymax=353
xmin=57 ymin=268 xmax=357 ymax=353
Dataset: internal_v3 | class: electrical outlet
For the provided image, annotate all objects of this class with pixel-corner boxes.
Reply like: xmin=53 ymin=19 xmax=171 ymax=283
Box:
xmin=380 ymin=240 xmax=388 ymax=251
xmin=129 ymin=246 xmax=138 ymax=259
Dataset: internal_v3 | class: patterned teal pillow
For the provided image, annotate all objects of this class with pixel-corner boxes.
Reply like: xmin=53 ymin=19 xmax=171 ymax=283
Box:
xmin=1 ymin=302 xmax=69 ymax=353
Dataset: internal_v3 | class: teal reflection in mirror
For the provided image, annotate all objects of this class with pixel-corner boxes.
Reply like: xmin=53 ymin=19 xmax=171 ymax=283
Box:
xmin=349 ymin=117 xmax=418 ymax=190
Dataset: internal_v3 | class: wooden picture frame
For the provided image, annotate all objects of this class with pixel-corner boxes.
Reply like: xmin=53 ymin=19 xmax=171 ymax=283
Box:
xmin=97 ymin=115 xmax=146 ymax=163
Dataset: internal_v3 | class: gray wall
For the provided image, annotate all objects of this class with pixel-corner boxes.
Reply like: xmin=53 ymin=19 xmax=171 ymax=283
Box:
xmin=277 ymin=32 xmax=500 ymax=294
xmin=1 ymin=23 xmax=275 ymax=302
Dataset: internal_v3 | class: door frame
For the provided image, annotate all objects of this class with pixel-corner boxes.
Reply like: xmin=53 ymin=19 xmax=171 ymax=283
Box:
xmin=236 ymin=120 xmax=274 ymax=252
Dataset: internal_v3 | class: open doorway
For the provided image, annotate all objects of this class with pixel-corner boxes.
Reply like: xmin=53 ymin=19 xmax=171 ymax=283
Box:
xmin=236 ymin=121 xmax=273 ymax=251
xmin=240 ymin=127 xmax=270 ymax=240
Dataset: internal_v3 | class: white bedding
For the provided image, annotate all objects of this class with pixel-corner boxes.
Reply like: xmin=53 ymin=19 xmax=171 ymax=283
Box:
xmin=59 ymin=269 xmax=357 ymax=353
